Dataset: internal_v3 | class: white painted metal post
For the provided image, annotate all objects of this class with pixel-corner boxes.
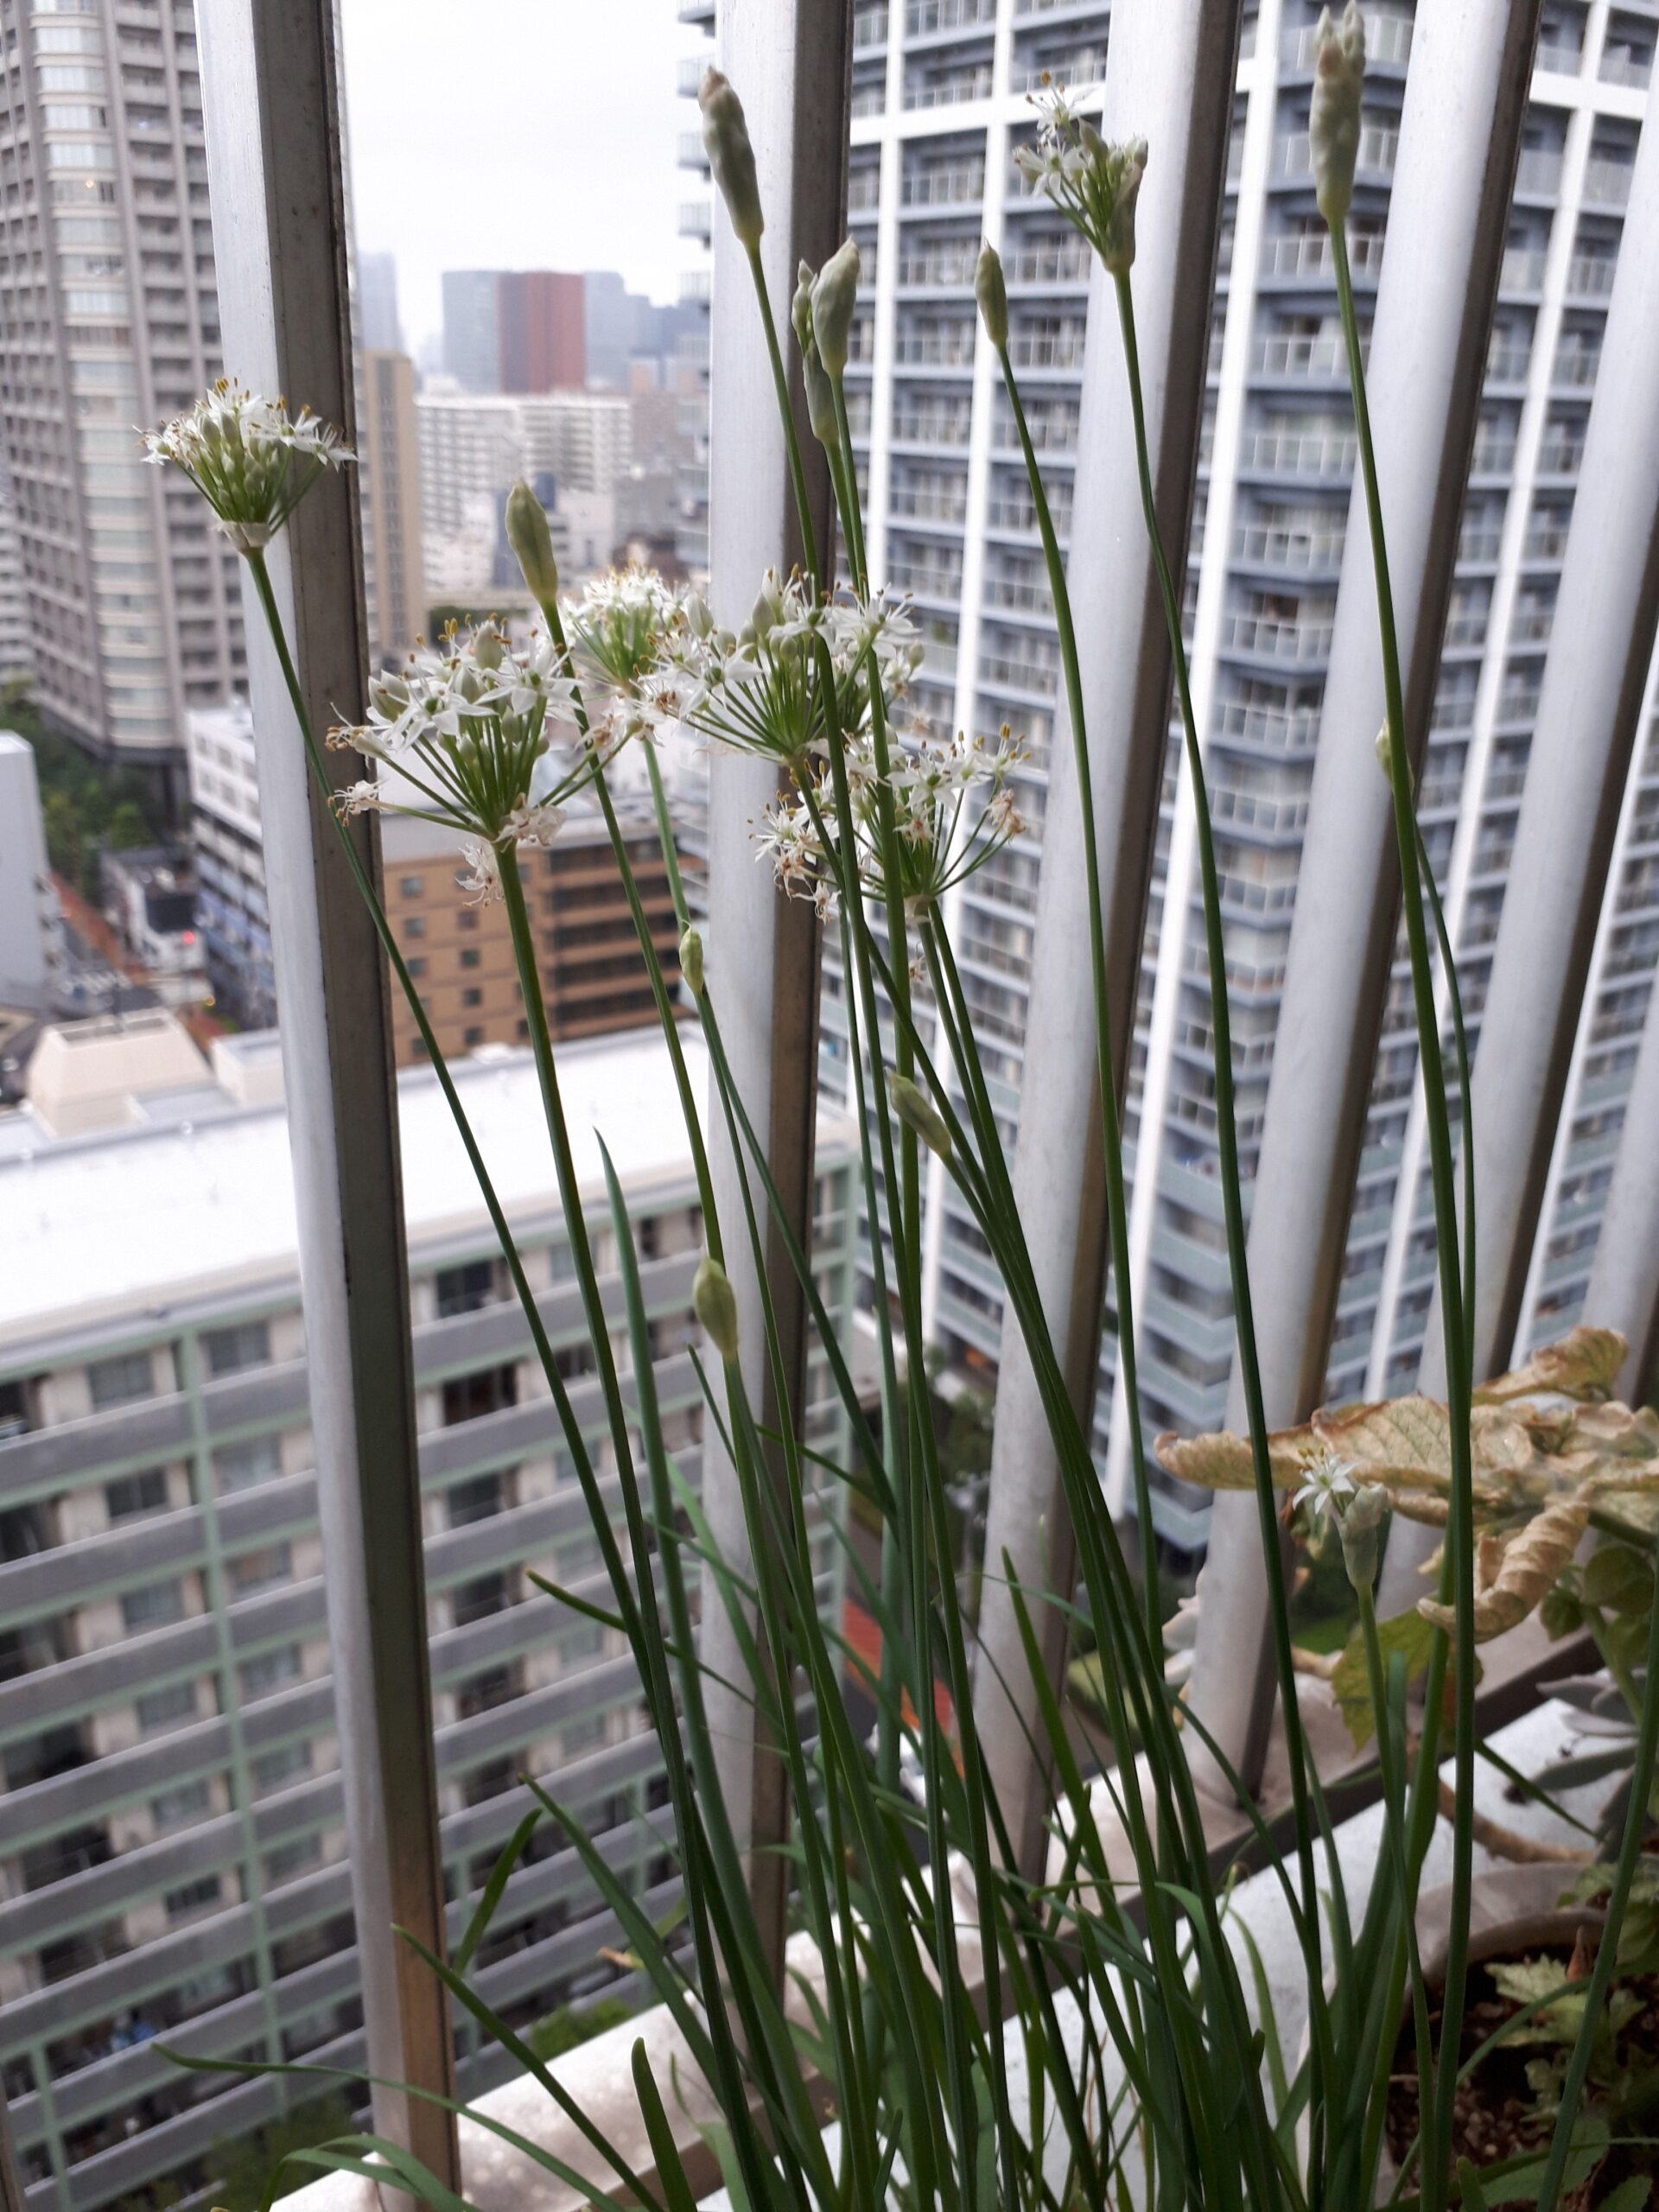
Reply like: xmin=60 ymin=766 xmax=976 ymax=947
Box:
xmin=196 ymin=3 xmax=458 ymax=2187
xmin=1380 ymin=81 xmax=1659 ymax=1611
xmin=702 ymin=0 xmax=849 ymax=1979
xmin=1585 ymin=973 xmax=1659 ymax=1404
xmin=1184 ymin=0 xmax=1539 ymax=1798
xmin=972 ymin=0 xmax=1243 ymax=1880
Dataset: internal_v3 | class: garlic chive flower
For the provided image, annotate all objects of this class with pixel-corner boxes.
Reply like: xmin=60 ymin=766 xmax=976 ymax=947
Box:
xmin=975 ymin=243 xmax=1008 ymax=348
xmin=645 ymin=571 xmax=921 ymax=768
xmin=699 ymin=69 xmax=764 ymax=249
xmin=1291 ymin=1445 xmax=1359 ymax=1524
xmin=564 ymin=566 xmax=680 ymax=709
xmin=810 ymin=239 xmax=861 ymax=380
xmin=758 ymin=727 xmax=1027 ymax=920
xmin=1014 ymin=93 xmax=1147 ymax=276
xmin=328 ymin=620 xmax=591 ymax=904
xmin=1310 ymin=3 xmax=1366 ymax=228
xmin=143 ymin=379 xmax=352 ymax=554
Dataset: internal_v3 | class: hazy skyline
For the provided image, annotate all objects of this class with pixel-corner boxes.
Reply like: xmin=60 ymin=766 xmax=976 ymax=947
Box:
xmin=339 ymin=0 xmax=692 ymax=360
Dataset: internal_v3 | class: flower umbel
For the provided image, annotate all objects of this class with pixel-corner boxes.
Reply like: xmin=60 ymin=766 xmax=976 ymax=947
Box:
xmin=328 ymin=619 xmax=590 ymax=899
xmin=144 ymin=380 xmax=352 ymax=554
xmin=1014 ymin=94 xmax=1147 ymax=276
xmin=1310 ymin=3 xmax=1366 ymax=227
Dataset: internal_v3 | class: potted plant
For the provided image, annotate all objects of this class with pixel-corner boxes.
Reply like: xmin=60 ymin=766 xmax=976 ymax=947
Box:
xmin=144 ymin=9 xmax=1658 ymax=2208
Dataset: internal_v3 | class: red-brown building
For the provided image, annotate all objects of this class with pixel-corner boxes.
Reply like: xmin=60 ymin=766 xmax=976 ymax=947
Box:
xmin=499 ymin=271 xmax=585 ymax=394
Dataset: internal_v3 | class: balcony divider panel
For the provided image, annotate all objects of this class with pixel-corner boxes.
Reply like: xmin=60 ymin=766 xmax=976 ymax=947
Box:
xmin=702 ymin=0 xmax=850 ymax=1985
xmin=1380 ymin=86 xmax=1659 ymax=1611
xmin=195 ymin=2 xmax=459 ymax=2188
xmin=972 ymin=0 xmax=1243 ymax=1881
xmin=1184 ymin=0 xmax=1539 ymax=1800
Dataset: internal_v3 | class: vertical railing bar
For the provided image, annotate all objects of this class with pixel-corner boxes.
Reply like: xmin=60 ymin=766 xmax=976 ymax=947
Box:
xmin=1380 ymin=75 xmax=1659 ymax=1610
xmin=701 ymin=0 xmax=850 ymax=1986
xmin=1184 ymin=0 xmax=1539 ymax=1799
xmin=1585 ymin=885 xmax=1659 ymax=1403
xmin=195 ymin=1 xmax=459 ymax=2187
xmin=973 ymin=0 xmax=1243 ymax=1882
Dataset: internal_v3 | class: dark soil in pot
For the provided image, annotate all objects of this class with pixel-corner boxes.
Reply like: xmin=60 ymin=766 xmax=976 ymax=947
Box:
xmin=1384 ymin=1939 xmax=1659 ymax=2209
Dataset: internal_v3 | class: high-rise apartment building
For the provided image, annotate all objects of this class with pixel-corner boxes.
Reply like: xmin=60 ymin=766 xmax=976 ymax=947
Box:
xmin=0 ymin=1022 xmax=856 ymax=2209
xmin=187 ymin=696 xmax=274 ymax=1029
xmin=805 ymin=0 xmax=1659 ymax=1551
xmin=0 ymin=0 xmax=242 ymax=791
xmin=416 ymin=389 xmax=633 ymax=594
xmin=0 ymin=461 xmax=30 ymax=685
xmin=360 ymin=348 xmax=423 ymax=660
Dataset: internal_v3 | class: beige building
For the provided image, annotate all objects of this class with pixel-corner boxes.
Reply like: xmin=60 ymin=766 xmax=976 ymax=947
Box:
xmin=360 ymin=348 xmax=424 ymax=662
xmin=381 ymin=802 xmax=686 ymax=1066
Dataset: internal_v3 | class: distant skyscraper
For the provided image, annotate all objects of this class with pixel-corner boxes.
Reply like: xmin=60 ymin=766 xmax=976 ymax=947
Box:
xmin=360 ymin=350 xmax=424 ymax=659
xmin=584 ymin=270 xmax=653 ymax=388
xmin=357 ymin=250 xmax=404 ymax=354
xmin=442 ymin=270 xmax=586 ymax=396
xmin=442 ymin=268 xmax=503 ymax=391
xmin=0 ymin=463 xmax=30 ymax=688
xmin=0 ymin=0 xmax=243 ymax=790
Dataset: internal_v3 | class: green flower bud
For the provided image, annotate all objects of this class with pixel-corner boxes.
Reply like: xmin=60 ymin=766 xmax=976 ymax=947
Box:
xmin=810 ymin=238 xmax=861 ymax=379
xmin=505 ymin=479 xmax=559 ymax=605
xmin=699 ymin=69 xmax=764 ymax=249
xmin=692 ymin=1254 xmax=740 ymax=1360
xmin=791 ymin=259 xmax=815 ymax=356
xmin=1310 ymin=3 xmax=1366 ymax=228
xmin=889 ymin=1074 xmax=951 ymax=1160
xmin=679 ymin=925 xmax=704 ymax=999
xmin=803 ymin=340 xmax=837 ymax=451
xmin=1339 ymin=1483 xmax=1388 ymax=1594
xmin=1097 ymin=135 xmax=1147 ymax=276
xmin=975 ymin=243 xmax=1008 ymax=347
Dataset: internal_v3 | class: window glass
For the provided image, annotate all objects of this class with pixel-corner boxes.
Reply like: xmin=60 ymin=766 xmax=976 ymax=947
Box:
xmin=87 ymin=1350 xmax=154 ymax=1408
xmin=201 ymin=1319 xmax=271 ymax=1376
xmin=105 ymin=1468 xmax=168 ymax=1521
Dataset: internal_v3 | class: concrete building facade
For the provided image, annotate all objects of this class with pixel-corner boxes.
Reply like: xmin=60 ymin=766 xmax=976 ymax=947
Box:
xmin=810 ymin=0 xmax=1659 ymax=1550
xmin=0 ymin=1027 xmax=856 ymax=2209
xmin=0 ymin=730 xmax=61 ymax=1014
xmin=0 ymin=0 xmax=242 ymax=784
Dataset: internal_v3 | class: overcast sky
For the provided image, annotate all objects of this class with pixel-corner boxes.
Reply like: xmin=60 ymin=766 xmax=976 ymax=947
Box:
xmin=339 ymin=0 xmax=691 ymax=360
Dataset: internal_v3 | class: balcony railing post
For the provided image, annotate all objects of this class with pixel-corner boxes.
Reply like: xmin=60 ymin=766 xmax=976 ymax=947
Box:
xmin=1585 ymin=985 xmax=1659 ymax=1403
xmin=971 ymin=0 xmax=1242 ymax=1881
xmin=196 ymin=2 xmax=458 ymax=2187
xmin=1183 ymin=0 xmax=1538 ymax=1798
xmin=1380 ymin=72 xmax=1659 ymax=1611
xmin=702 ymin=0 xmax=849 ymax=1980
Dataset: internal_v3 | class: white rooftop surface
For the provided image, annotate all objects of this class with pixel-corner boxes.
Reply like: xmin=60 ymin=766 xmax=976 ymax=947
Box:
xmin=0 ymin=1028 xmax=831 ymax=1357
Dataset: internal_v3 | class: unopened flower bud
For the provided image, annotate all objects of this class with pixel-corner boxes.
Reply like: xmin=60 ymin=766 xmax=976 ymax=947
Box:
xmin=889 ymin=1074 xmax=951 ymax=1160
xmin=1340 ymin=1482 xmax=1388 ymax=1594
xmin=1098 ymin=136 xmax=1148 ymax=275
xmin=472 ymin=624 xmax=505 ymax=671
xmin=1310 ymin=3 xmax=1366 ymax=228
xmin=791 ymin=260 xmax=815 ymax=356
xmin=1375 ymin=721 xmax=1394 ymax=778
xmin=803 ymin=342 xmax=837 ymax=450
xmin=975 ymin=244 xmax=1008 ymax=347
xmin=369 ymin=673 xmax=409 ymax=721
xmin=505 ymin=480 xmax=559 ymax=605
xmin=692 ymin=1254 xmax=740 ymax=1359
xmin=699 ymin=69 xmax=764 ymax=249
xmin=811 ymin=239 xmax=861 ymax=379
xmin=679 ymin=925 xmax=703 ymax=998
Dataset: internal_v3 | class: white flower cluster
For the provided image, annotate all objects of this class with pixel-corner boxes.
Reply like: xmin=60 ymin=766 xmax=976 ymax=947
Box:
xmin=646 ymin=570 xmax=923 ymax=765
xmin=756 ymin=728 xmax=1027 ymax=925
xmin=566 ymin=565 xmax=683 ymax=708
xmin=331 ymin=620 xmax=588 ymax=904
xmin=143 ymin=379 xmax=352 ymax=553
xmin=1014 ymin=91 xmax=1147 ymax=277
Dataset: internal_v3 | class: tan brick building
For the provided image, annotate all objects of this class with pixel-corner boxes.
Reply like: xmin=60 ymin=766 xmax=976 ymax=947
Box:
xmin=381 ymin=802 xmax=685 ymax=1065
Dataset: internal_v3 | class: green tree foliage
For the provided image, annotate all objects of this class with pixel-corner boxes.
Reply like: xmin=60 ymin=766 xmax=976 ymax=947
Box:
xmin=3 ymin=688 xmax=167 ymax=899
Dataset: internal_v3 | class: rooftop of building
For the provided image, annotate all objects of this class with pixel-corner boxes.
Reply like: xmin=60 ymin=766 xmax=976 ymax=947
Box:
xmin=0 ymin=1022 xmax=852 ymax=1365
